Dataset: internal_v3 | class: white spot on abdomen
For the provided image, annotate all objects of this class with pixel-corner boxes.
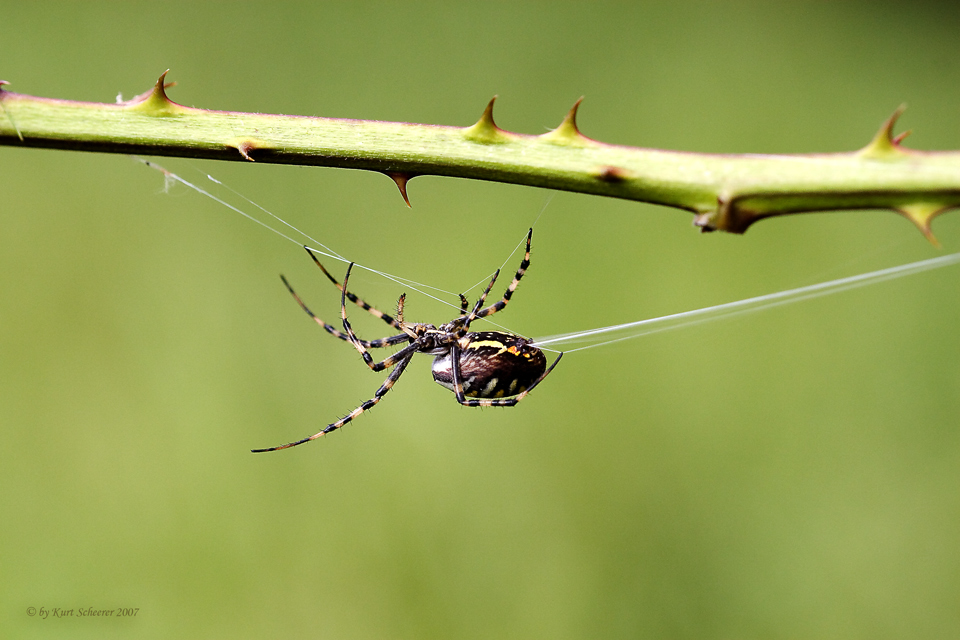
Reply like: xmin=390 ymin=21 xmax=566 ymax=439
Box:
xmin=432 ymin=354 xmax=454 ymax=391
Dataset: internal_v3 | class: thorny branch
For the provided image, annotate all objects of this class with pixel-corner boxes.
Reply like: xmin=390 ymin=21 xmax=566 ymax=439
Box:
xmin=2 ymin=72 xmax=959 ymax=244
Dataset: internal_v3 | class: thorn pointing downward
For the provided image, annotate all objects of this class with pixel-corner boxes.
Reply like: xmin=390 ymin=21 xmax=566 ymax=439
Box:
xmin=226 ymin=137 xmax=264 ymax=161
xmin=896 ymin=202 xmax=950 ymax=247
xmin=386 ymin=172 xmax=414 ymax=207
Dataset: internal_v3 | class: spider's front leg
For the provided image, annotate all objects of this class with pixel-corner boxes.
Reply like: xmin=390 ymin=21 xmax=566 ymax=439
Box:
xmin=471 ymin=227 xmax=533 ymax=322
xmin=463 ymin=269 xmax=500 ymax=330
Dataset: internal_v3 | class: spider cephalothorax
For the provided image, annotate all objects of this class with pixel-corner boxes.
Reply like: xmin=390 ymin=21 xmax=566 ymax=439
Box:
xmin=252 ymin=228 xmax=562 ymax=452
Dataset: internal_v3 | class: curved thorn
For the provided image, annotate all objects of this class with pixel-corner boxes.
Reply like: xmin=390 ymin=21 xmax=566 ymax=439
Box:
xmin=565 ymin=96 xmax=584 ymax=131
xmin=859 ymin=104 xmax=909 ymax=159
xmin=479 ymin=96 xmax=498 ymax=128
xmin=541 ymin=96 xmax=596 ymax=146
xmin=463 ymin=96 xmax=514 ymax=143
xmin=155 ymin=69 xmax=174 ymax=99
xmin=386 ymin=172 xmax=414 ymax=207
xmin=236 ymin=140 xmax=255 ymax=161
xmin=896 ymin=203 xmax=950 ymax=247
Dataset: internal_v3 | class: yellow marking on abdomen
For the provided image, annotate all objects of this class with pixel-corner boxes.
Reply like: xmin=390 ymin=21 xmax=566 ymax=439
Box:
xmin=465 ymin=340 xmax=508 ymax=354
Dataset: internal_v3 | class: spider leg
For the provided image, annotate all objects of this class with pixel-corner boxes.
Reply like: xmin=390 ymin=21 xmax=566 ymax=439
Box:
xmin=449 ymin=343 xmax=563 ymax=407
xmin=395 ymin=293 xmax=421 ymax=340
xmin=304 ymin=246 xmax=403 ymax=330
xmin=341 ymin=263 xmax=424 ymax=371
xmin=462 ymin=268 xmax=501 ymax=330
xmin=458 ymin=293 xmax=470 ymax=314
xmin=251 ymin=352 xmax=414 ymax=452
xmin=281 ymin=275 xmax=411 ymax=349
xmin=472 ymin=228 xmax=533 ymax=320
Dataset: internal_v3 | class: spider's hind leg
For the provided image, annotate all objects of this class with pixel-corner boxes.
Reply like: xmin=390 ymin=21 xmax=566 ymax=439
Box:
xmin=251 ymin=352 xmax=414 ymax=452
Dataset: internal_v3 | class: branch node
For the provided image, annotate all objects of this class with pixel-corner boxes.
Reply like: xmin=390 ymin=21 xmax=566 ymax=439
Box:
xmin=704 ymin=192 xmax=753 ymax=234
xmin=595 ymin=165 xmax=629 ymax=183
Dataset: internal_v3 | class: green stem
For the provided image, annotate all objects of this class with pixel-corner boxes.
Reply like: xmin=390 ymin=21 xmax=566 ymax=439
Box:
xmin=2 ymin=72 xmax=958 ymax=243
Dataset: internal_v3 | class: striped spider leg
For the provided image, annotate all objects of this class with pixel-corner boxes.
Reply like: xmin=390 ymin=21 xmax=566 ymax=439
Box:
xmin=465 ymin=227 xmax=533 ymax=325
xmin=251 ymin=352 xmax=415 ymax=452
xmin=280 ymin=273 xmax=411 ymax=350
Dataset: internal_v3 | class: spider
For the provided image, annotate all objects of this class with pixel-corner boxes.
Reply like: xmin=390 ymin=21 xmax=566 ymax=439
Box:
xmin=252 ymin=228 xmax=563 ymax=452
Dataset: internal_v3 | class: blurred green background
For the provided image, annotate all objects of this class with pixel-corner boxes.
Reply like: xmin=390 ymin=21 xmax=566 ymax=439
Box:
xmin=3 ymin=2 xmax=960 ymax=638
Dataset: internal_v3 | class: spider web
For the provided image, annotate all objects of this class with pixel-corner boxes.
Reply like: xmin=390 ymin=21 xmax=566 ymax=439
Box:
xmin=530 ymin=251 xmax=960 ymax=352
xmin=138 ymin=157 xmax=960 ymax=355
xmin=138 ymin=157 xmax=501 ymax=316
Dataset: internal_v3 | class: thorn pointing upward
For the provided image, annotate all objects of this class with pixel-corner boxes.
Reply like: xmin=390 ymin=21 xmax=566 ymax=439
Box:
xmin=540 ymin=97 xmax=595 ymax=146
xmin=154 ymin=70 xmax=175 ymax=102
xmin=462 ymin=96 xmax=514 ymax=144
xmin=892 ymin=130 xmax=912 ymax=145
xmin=479 ymin=96 xmax=498 ymax=127
xmin=555 ymin=96 xmax=585 ymax=135
xmin=858 ymin=104 xmax=909 ymax=159
xmin=125 ymin=69 xmax=187 ymax=115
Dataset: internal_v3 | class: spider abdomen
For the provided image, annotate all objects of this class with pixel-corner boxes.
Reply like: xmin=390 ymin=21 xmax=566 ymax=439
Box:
xmin=432 ymin=331 xmax=547 ymax=398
